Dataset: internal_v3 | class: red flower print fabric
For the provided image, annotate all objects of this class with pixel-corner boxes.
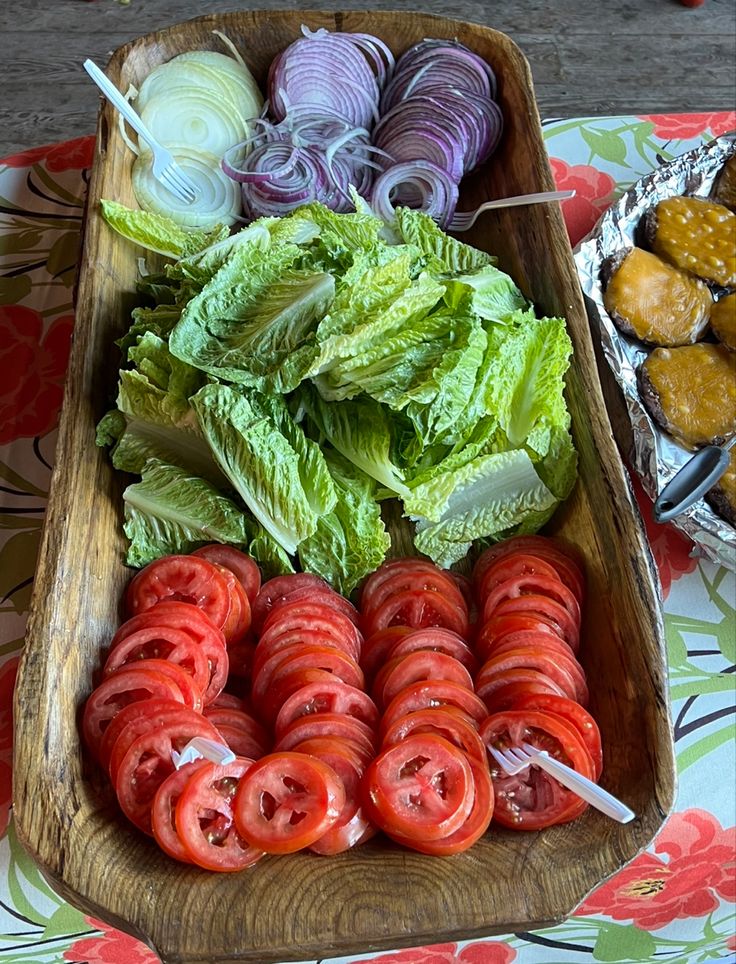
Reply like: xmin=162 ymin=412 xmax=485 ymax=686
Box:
xmin=64 ymin=916 xmax=160 ymax=964
xmin=356 ymin=941 xmax=516 ymax=964
xmin=548 ymin=158 xmax=617 ymax=246
xmin=2 ymin=135 xmax=95 ymax=173
xmin=642 ymin=112 xmax=736 ymax=140
xmin=0 ymin=658 xmax=18 ymax=834
xmin=576 ymin=809 xmax=736 ymax=930
xmin=0 ymin=307 xmax=74 ymax=444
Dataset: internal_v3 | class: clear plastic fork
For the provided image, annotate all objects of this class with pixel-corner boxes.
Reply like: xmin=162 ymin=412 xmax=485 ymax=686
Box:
xmin=488 ymin=742 xmax=636 ymax=823
xmin=449 ymin=190 xmax=575 ymax=231
xmin=83 ymin=58 xmax=199 ymax=204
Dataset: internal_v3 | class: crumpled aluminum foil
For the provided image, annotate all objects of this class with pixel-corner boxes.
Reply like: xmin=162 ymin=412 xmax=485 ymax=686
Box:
xmin=574 ymin=132 xmax=736 ymax=571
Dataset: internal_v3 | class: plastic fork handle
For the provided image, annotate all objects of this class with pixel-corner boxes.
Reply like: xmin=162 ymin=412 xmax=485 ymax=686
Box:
xmin=522 ymin=746 xmax=636 ymax=823
xmin=653 ymin=440 xmax=734 ymax=523
xmin=83 ymin=59 xmax=159 ymax=152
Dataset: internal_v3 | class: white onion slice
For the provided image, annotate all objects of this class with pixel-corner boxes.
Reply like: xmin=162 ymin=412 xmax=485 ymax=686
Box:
xmin=139 ymin=86 xmax=249 ymax=159
xmin=132 ymin=145 xmax=241 ymax=228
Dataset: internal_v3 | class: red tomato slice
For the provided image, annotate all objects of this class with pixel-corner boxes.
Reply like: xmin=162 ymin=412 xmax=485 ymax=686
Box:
xmin=251 ymin=573 xmax=332 ymax=632
xmin=359 ymin=626 xmax=414 ymax=684
xmin=272 ymin=587 xmax=360 ymax=627
xmin=362 ymin=588 xmax=469 ymax=640
xmin=213 ymin=564 xmax=252 ymax=645
xmin=103 ymin=626 xmax=211 ymax=698
xmin=294 ymin=740 xmax=374 ymax=855
xmin=380 ymin=680 xmax=487 ymax=737
xmin=151 ymin=760 xmax=208 ymax=863
xmin=509 ymin=693 xmax=603 ymax=779
xmin=253 ymin=628 xmax=360 ymax=679
xmin=125 ymin=555 xmax=232 ymax=630
xmin=190 ymin=545 xmax=261 ymax=604
xmin=107 ymin=703 xmax=219 ymax=787
xmin=233 ymin=751 xmax=345 ymax=853
xmin=480 ymin=680 xmax=572 ymax=714
xmin=475 ymin=613 xmax=563 ymax=660
xmin=476 ymin=667 xmax=568 ymax=710
xmin=275 ymin=712 xmax=377 ymax=756
xmin=251 ymin=643 xmax=362 ymax=710
xmin=480 ymin=709 xmax=596 ymax=829
xmin=259 ymin=600 xmax=363 ymax=656
xmin=97 ymin=698 xmax=183 ymax=772
xmin=387 ymin=627 xmax=479 ymax=675
xmin=482 ymin=574 xmax=581 ymax=630
xmin=373 ymin=650 xmax=474 ymax=711
xmin=111 ymin=658 xmax=203 ymax=712
xmin=176 ymin=758 xmax=265 ymax=871
xmin=479 ymin=553 xmax=560 ymax=598
xmin=386 ymin=754 xmax=494 ymax=855
xmin=473 ymin=536 xmax=585 ymax=604
xmin=363 ymin=734 xmax=474 ymax=841
xmin=488 ymin=595 xmax=580 ymax=652
xmin=476 ymin=646 xmax=587 ymax=705
xmin=274 ymin=680 xmax=379 ymax=739
xmin=291 ymin=735 xmax=374 ymax=770
xmin=360 ymin=558 xmax=457 ymax=608
xmin=381 ymin=707 xmax=487 ymax=763
xmin=361 ymin=566 xmax=466 ymax=622
xmin=81 ymin=668 xmax=184 ymax=759
xmin=109 ymin=602 xmax=228 ymax=705
xmin=225 ymin=637 xmax=256 ymax=680
xmin=210 ymin=692 xmax=248 ymax=711
xmin=203 ymin=707 xmax=270 ymax=759
xmin=480 ymin=629 xmax=577 ymax=664
xmin=114 ymin=713 xmax=222 ymax=834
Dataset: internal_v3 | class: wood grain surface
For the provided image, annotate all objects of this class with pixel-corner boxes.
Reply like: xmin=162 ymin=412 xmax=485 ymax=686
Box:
xmin=13 ymin=9 xmax=676 ymax=964
xmin=1 ymin=0 xmax=736 ymax=156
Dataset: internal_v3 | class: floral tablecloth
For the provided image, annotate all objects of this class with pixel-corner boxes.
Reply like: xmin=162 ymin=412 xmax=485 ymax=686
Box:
xmin=1 ymin=112 xmax=735 ymax=964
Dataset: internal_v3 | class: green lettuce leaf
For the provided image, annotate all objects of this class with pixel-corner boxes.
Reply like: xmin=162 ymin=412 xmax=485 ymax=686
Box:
xmin=100 ymin=199 xmax=229 ymax=259
xmin=445 ymin=264 xmax=528 ymax=323
xmin=122 ymin=459 xmax=252 ymax=566
xmin=191 ymin=383 xmax=336 ymax=556
xmin=393 ymin=207 xmax=495 ymax=274
xmin=298 ymin=448 xmax=390 ymax=595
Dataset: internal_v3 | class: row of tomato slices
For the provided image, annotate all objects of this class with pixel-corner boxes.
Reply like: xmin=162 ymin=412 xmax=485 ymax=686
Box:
xmin=81 ymin=535 xmax=602 ymax=871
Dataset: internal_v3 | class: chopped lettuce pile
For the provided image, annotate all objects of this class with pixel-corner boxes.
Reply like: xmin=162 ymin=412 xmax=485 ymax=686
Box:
xmin=97 ymin=198 xmax=577 ymax=593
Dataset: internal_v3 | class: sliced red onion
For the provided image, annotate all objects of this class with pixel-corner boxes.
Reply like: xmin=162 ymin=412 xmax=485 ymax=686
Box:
xmin=370 ymin=160 xmax=459 ymax=229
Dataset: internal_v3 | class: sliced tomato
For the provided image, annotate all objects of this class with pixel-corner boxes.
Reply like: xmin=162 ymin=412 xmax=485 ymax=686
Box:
xmin=260 ymin=668 xmax=340 ymax=725
xmin=210 ymin=692 xmax=248 ymax=711
xmin=225 ymin=637 xmax=256 ymax=680
xmin=482 ymin=573 xmax=581 ymax=630
xmin=97 ymin=698 xmax=183 ymax=772
xmin=151 ymin=760 xmax=208 ymax=863
xmin=251 ymin=573 xmax=331 ymax=632
xmin=359 ymin=626 xmax=414 ymax=684
xmin=214 ymin=564 xmax=252 ymax=645
xmin=274 ymin=679 xmax=379 ymax=738
xmin=275 ymin=712 xmax=377 ymax=756
xmin=109 ymin=602 xmax=228 ymax=705
xmin=253 ymin=628 xmax=361 ymax=680
xmin=291 ymin=735 xmax=374 ymax=770
xmin=203 ymin=707 xmax=270 ymax=759
xmin=108 ymin=704 xmax=219 ymax=787
xmin=480 ymin=680 xmax=570 ymax=714
xmin=475 ymin=613 xmax=563 ymax=660
xmin=387 ymin=627 xmax=479 ymax=675
xmin=190 ymin=545 xmax=261 ymax=605
xmin=386 ymin=754 xmax=494 ymax=855
xmin=488 ymin=595 xmax=580 ymax=652
xmin=480 ymin=709 xmax=596 ymax=829
xmin=125 ymin=555 xmax=232 ymax=631
xmin=476 ymin=667 xmax=568 ymax=710
xmin=473 ymin=536 xmax=585 ymax=604
xmin=509 ymin=693 xmax=603 ymax=779
xmin=114 ymin=713 xmax=222 ymax=834
xmin=233 ymin=751 xmax=345 ymax=853
xmin=361 ymin=566 xmax=466 ymax=622
xmin=103 ymin=625 xmax=211 ymax=697
xmin=251 ymin=643 xmax=362 ymax=711
xmin=373 ymin=650 xmax=474 ymax=711
xmin=381 ymin=707 xmax=487 ymax=763
xmin=362 ymin=588 xmax=469 ymax=640
xmin=176 ymin=758 xmax=265 ymax=871
xmin=363 ymin=734 xmax=474 ymax=841
xmin=82 ymin=667 xmax=184 ymax=759
xmin=479 ymin=553 xmax=561 ymax=599
xmin=293 ymin=740 xmax=375 ymax=855
xmin=271 ymin=587 xmax=360 ymax=627
xmin=380 ymin=680 xmax=487 ymax=737
xmin=259 ymin=600 xmax=363 ymax=659
xmin=480 ymin=629 xmax=577 ymax=664
xmin=475 ymin=646 xmax=587 ymax=705
xmin=110 ymin=658 xmax=203 ymax=712
xmin=360 ymin=558 xmax=458 ymax=609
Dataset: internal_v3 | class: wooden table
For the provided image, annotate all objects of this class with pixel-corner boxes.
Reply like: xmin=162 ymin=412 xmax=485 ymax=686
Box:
xmin=1 ymin=0 xmax=735 ymax=157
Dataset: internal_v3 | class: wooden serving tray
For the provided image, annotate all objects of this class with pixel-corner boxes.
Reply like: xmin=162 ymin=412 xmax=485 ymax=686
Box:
xmin=13 ymin=10 xmax=675 ymax=964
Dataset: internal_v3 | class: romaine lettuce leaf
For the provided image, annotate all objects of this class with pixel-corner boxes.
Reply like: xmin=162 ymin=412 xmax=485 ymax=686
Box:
xmin=122 ymin=459 xmax=251 ymax=566
xmin=100 ymin=199 xmax=229 ymax=259
xmin=393 ymin=207 xmax=495 ymax=274
xmin=445 ymin=264 xmax=528 ymax=323
xmin=191 ymin=383 xmax=336 ymax=556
